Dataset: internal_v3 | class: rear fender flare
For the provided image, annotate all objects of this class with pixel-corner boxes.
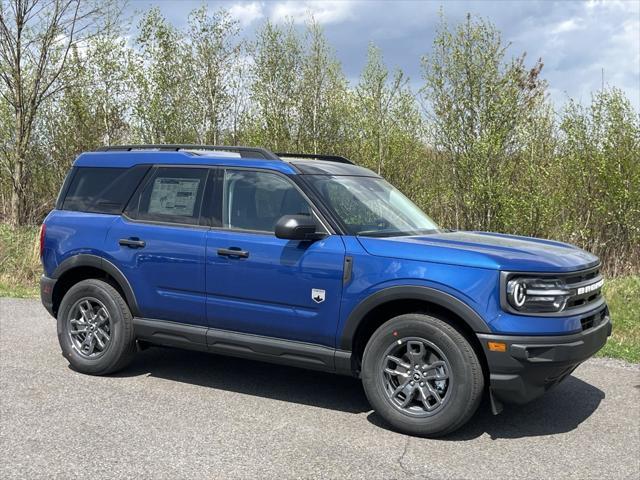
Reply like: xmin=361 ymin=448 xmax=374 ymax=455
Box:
xmin=52 ymin=254 xmax=140 ymax=316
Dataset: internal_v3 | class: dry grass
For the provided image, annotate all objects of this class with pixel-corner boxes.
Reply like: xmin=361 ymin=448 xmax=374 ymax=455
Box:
xmin=0 ymin=224 xmax=40 ymax=298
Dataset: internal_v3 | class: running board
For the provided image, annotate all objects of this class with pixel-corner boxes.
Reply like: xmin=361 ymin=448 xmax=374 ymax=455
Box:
xmin=133 ymin=318 xmax=353 ymax=375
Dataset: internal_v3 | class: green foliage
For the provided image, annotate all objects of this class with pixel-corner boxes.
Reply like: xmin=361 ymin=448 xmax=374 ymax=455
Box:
xmin=557 ymin=89 xmax=640 ymax=276
xmin=598 ymin=276 xmax=640 ymax=363
xmin=0 ymin=5 xmax=638 ymax=275
xmin=247 ymin=21 xmax=304 ymax=150
xmin=132 ymin=7 xmax=196 ymax=143
xmin=421 ymin=13 xmax=547 ymax=232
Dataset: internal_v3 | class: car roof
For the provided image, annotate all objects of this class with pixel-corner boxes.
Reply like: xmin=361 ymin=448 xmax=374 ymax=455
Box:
xmin=73 ymin=150 xmax=379 ymax=177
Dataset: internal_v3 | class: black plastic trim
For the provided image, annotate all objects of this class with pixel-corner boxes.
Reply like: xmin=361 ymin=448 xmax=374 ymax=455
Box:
xmin=276 ymin=152 xmax=353 ymax=165
xmin=40 ymin=275 xmax=56 ymax=317
xmin=131 ymin=318 xmax=353 ymax=375
xmin=133 ymin=318 xmax=209 ymax=351
xmin=339 ymin=285 xmax=491 ymax=350
xmin=206 ymin=328 xmax=343 ymax=373
xmin=343 ymin=256 xmax=353 ymax=285
xmin=51 ymin=254 xmax=140 ymax=316
xmin=477 ymin=314 xmax=611 ymax=404
xmin=97 ymin=144 xmax=280 ymax=160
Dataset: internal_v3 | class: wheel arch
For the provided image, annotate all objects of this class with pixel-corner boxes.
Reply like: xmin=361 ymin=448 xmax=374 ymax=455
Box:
xmin=340 ymin=286 xmax=491 ymax=375
xmin=51 ymin=254 xmax=139 ymax=317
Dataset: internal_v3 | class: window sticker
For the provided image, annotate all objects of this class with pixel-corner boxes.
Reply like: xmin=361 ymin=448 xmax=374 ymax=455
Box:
xmin=148 ymin=177 xmax=201 ymax=216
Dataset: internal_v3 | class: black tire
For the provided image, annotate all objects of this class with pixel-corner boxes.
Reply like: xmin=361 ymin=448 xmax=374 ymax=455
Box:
xmin=57 ymin=279 xmax=136 ymax=375
xmin=361 ymin=313 xmax=484 ymax=437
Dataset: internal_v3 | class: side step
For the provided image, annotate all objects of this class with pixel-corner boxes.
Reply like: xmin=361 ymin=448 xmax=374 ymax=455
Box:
xmin=132 ymin=318 xmax=353 ymax=375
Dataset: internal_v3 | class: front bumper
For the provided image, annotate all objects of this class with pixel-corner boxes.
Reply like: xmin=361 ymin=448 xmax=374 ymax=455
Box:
xmin=477 ymin=309 xmax=611 ymax=404
xmin=40 ymin=275 xmax=56 ymax=317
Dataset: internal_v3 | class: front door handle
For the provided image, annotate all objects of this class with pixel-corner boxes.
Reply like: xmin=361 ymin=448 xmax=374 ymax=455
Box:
xmin=217 ymin=247 xmax=249 ymax=259
xmin=119 ymin=238 xmax=146 ymax=249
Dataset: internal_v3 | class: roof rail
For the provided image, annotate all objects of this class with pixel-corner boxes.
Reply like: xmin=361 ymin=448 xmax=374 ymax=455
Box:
xmin=276 ymin=152 xmax=354 ymax=165
xmin=95 ymin=145 xmax=280 ymax=160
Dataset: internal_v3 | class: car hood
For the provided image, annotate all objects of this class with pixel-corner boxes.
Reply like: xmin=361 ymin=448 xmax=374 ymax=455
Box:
xmin=357 ymin=231 xmax=599 ymax=272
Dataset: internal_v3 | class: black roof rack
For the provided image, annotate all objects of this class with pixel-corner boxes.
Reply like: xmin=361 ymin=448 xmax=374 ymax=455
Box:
xmin=95 ymin=145 xmax=354 ymax=165
xmin=95 ymin=144 xmax=280 ymax=160
xmin=276 ymin=152 xmax=354 ymax=165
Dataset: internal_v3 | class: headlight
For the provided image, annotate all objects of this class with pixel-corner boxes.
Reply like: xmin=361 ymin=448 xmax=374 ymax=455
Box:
xmin=506 ymin=277 xmax=571 ymax=313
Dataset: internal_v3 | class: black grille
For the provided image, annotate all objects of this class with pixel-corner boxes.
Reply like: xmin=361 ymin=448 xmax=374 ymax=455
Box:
xmin=580 ymin=307 xmax=608 ymax=331
xmin=562 ymin=266 xmax=604 ymax=313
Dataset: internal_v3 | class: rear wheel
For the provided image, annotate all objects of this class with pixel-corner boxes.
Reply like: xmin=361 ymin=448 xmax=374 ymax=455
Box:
xmin=361 ymin=313 xmax=484 ymax=437
xmin=57 ymin=279 xmax=136 ymax=375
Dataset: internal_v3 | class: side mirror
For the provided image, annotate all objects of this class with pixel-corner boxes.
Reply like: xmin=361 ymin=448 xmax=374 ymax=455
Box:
xmin=275 ymin=215 xmax=325 ymax=241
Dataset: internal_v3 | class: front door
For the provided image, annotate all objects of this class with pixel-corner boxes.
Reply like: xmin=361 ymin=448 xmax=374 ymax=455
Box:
xmin=205 ymin=168 xmax=346 ymax=347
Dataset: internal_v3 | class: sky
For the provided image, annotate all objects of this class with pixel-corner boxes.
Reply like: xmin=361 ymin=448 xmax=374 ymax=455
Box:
xmin=125 ymin=0 xmax=640 ymax=110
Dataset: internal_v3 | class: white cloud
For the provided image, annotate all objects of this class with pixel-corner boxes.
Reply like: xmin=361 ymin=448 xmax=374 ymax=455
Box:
xmin=551 ymin=18 xmax=584 ymax=34
xmin=229 ymin=2 xmax=264 ymax=27
xmin=270 ymin=1 xmax=354 ymax=25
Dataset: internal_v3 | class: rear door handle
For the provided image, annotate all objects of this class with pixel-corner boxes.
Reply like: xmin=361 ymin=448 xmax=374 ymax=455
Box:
xmin=119 ymin=238 xmax=146 ymax=249
xmin=217 ymin=247 xmax=249 ymax=259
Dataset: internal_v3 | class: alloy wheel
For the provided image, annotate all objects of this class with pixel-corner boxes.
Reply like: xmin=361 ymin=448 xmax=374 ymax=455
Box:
xmin=380 ymin=337 xmax=452 ymax=416
xmin=67 ymin=297 xmax=112 ymax=358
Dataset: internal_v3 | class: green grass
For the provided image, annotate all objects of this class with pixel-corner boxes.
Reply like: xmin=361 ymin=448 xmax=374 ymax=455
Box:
xmin=1 ymin=223 xmax=638 ymax=362
xmin=598 ymin=276 xmax=640 ymax=363
xmin=0 ymin=281 xmax=39 ymax=298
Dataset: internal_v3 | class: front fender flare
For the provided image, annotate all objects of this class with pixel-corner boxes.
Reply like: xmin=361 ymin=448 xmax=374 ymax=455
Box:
xmin=338 ymin=285 xmax=491 ymax=350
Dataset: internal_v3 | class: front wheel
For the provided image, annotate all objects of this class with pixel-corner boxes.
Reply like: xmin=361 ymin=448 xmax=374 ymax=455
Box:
xmin=361 ymin=313 xmax=484 ymax=437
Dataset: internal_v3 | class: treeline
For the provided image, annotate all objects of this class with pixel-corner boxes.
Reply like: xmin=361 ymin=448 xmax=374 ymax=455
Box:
xmin=1 ymin=2 xmax=638 ymax=274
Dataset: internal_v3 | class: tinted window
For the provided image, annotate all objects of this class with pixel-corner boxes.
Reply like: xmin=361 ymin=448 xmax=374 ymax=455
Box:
xmin=128 ymin=167 xmax=208 ymax=225
xmin=223 ymin=170 xmax=311 ymax=233
xmin=62 ymin=166 xmax=149 ymax=214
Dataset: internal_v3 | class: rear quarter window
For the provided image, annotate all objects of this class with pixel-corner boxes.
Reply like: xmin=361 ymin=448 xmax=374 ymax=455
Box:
xmin=62 ymin=166 xmax=150 ymax=214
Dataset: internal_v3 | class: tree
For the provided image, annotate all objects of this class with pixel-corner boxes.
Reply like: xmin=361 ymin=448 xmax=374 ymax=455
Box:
xmin=420 ymin=13 xmax=547 ymax=231
xmin=187 ymin=6 xmax=241 ymax=145
xmin=558 ymin=88 xmax=640 ymax=275
xmin=352 ymin=43 xmax=424 ymax=198
xmin=298 ymin=19 xmax=348 ymax=154
xmin=131 ymin=7 xmax=195 ymax=143
xmin=248 ymin=21 xmax=302 ymax=151
xmin=0 ymin=0 xmax=116 ymax=225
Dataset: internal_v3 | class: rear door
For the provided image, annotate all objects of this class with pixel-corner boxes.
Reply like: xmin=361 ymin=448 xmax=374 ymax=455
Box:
xmin=104 ymin=166 xmax=210 ymax=326
xmin=205 ymin=168 xmax=346 ymax=347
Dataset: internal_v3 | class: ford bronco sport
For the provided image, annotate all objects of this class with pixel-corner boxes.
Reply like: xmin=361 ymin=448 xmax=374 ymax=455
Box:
xmin=40 ymin=145 xmax=611 ymax=437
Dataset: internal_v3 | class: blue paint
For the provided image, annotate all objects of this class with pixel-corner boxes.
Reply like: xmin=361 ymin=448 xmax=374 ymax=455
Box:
xmin=42 ymin=150 xmax=606 ymax=348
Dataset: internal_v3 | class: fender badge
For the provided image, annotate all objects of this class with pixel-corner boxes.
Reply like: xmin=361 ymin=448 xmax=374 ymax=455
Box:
xmin=312 ymin=288 xmax=326 ymax=304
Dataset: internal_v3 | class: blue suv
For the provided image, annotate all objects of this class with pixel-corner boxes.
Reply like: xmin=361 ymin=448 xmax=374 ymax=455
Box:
xmin=40 ymin=145 xmax=611 ymax=436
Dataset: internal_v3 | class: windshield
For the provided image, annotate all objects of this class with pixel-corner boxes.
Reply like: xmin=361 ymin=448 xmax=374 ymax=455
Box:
xmin=307 ymin=175 xmax=440 ymax=237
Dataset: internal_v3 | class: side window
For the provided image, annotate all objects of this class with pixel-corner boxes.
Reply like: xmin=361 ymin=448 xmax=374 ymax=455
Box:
xmin=223 ymin=170 xmax=312 ymax=233
xmin=127 ymin=167 xmax=208 ymax=225
xmin=62 ymin=166 xmax=149 ymax=214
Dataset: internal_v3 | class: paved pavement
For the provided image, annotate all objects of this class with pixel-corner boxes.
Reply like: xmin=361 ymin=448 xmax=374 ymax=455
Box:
xmin=1 ymin=297 xmax=639 ymax=479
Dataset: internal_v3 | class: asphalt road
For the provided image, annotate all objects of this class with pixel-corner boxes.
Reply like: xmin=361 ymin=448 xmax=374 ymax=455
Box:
xmin=1 ymin=298 xmax=639 ymax=479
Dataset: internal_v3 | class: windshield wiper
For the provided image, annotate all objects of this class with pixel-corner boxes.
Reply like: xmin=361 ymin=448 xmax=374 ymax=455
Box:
xmin=356 ymin=228 xmax=443 ymax=238
xmin=356 ymin=229 xmax=403 ymax=237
